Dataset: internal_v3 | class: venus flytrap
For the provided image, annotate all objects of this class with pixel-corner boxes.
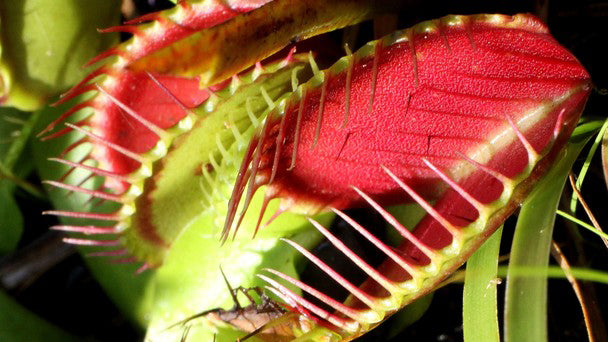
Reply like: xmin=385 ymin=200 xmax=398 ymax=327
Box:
xmin=36 ymin=2 xmax=593 ymax=341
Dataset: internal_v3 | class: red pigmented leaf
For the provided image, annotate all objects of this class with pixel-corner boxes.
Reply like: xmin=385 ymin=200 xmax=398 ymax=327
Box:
xmin=229 ymin=14 xmax=591 ymax=341
xmin=225 ymin=14 xmax=591 ymax=240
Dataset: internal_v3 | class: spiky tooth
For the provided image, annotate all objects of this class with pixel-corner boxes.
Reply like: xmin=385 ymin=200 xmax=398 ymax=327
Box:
xmin=421 ymin=158 xmax=485 ymax=213
xmin=65 ymin=123 xmax=148 ymax=163
xmin=552 ymin=108 xmax=567 ymax=143
xmin=99 ymin=25 xmax=141 ymax=35
xmin=227 ymin=116 xmax=273 ymax=240
xmin=43 ymin=180 xmax=125 ymax=203
xmin=503 ymin=113 xmax=539 ymax=162
xmin=38 ymin=102 xmax=91 ymax=137
xmin=50 ymin=225 xmax=117 ymax=235
xmin=331 ymin=208 xmax=425 ymax=285
xmin=381 ymin=166 xmax=464 ymax=241
xmin=48 ymin=158 xmax=132 ymax=182
xmin=43 ymin=210 xmax=120 ymax=221
xmin=456 ymin=152 xmax=516 ymax=191
xmin=351 ymin=186 xmax=438 ymax=261
xmin=280 ymin=238 xmax=385 ymax=318
xmin=263 ymin=268 xmax=373 ymax=324
xmin=281 ymin=47 xmax=298 ymax=68
xmin=53 ymin=68 xmax=106 ymax=106
xmin=257 ymin=274 xmax=356 ymax=332
xmin=63 ymin=238 xmax=120 ymax=246
xmin=96 ymin=84 xmax=168 ymax=139
xmin=135 ymin=263 xmax=150 ymax=274
xmin=222 ymin=141 xmax=257 ymax=243
xmin=307 ymin=218 xmax=402 ymax=299
xmin=41 ymin=125 xmax=81 ymax=141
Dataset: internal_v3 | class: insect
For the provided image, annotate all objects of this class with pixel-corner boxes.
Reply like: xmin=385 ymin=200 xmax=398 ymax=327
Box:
xmin=40 ymin=1 xmax=591 ymax=341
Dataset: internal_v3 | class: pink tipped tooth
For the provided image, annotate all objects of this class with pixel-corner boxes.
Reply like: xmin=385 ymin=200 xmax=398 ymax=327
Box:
xmin=98 ymin=25 xmax=141 ymax=35
xmin=455 ymin=151 xmax=515 ymax=188
xmin=48 ymin=158 xmax=131 ymax=182
xmin=38 ymin=102 xmax=90 ymax=137
xmin=85 ymin=48 xmax=123 ymax=67
xmin=260 ymin=201 xmax=290 ymax=232
xmin=65 ymin=123 xmax=147 ymax=163
xmin=282 ymin=46 xmax=297 ymax=65
xmin=552 ymin=108 xmax=567 ymax=143
xmin=55 ymin=83 xmax=97 ymax=105
xmin=232 ymin=182 xmax=263 ymax=240
xmin=135 ymin=263 xmax=151 ymax=274
xmin=331 ymin=208 xmax=424 ymax=279
xmin=54 ymin=67 xmax=107 ymax=105
xmin=62 ymin=238 xmax=120 ymax=246
xmin=43 ymin=180 xmax=125 ymax=203
xmin=503 ymin=113 xmax=539 ymax=161
xmin=255 ymin=61 xmax=265 ymax=72
xmin=96 ymin=84 xmax=167 ymax=138
xmin=382 ymin=166 xmax=463 ymax=240
xmin=280 ymin=238 xmax=381 ymax=312
xmin=222 ymin=141 xmax=257 ymax=243
xmin=51 ymin=225 xmax=117 ymax=235
xmin=351 ymin=186 xmax=438 ymax=261
xmin=40 ymin=125 xmax=78 ymax=141
xmin=307 ymin=218 xmax=399 ymax=295
xmin=43 ymin=210 xmax=120 ymax=221
xmin=421 ymin=158 xmax=485 ymax=213
xmin=263 ymin=268 xmax=368 ymax=323
xmin=231 ymin=117 xmax=273 ymax=239
xmin=252 ymin=194 xmax=274 ymax=239
xmin=87 ymin=249 xmax=127 ymax=257
xmin=257 ymin=274 xmax=353 ymax=331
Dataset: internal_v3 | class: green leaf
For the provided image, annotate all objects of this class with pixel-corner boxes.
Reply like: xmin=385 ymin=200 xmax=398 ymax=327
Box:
xmin=504 ymin=123 xmax=597 ymax=342
xmin=145 ymin=195 xmax=329 ymax=341
xmin=0 ymin=289 xmax=77 ymax=342
xmin=0 ymin=106 xmax=41 ymax=254
xmin=569 ymin=117 xmax=608 ymax=212
xmin=0 ymin=0 xmax=121 ymax=110
xmin=463 ymin=226 xmax=502 ymax=342
xmin=0 ymin=185 xmax=22 ymax=254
